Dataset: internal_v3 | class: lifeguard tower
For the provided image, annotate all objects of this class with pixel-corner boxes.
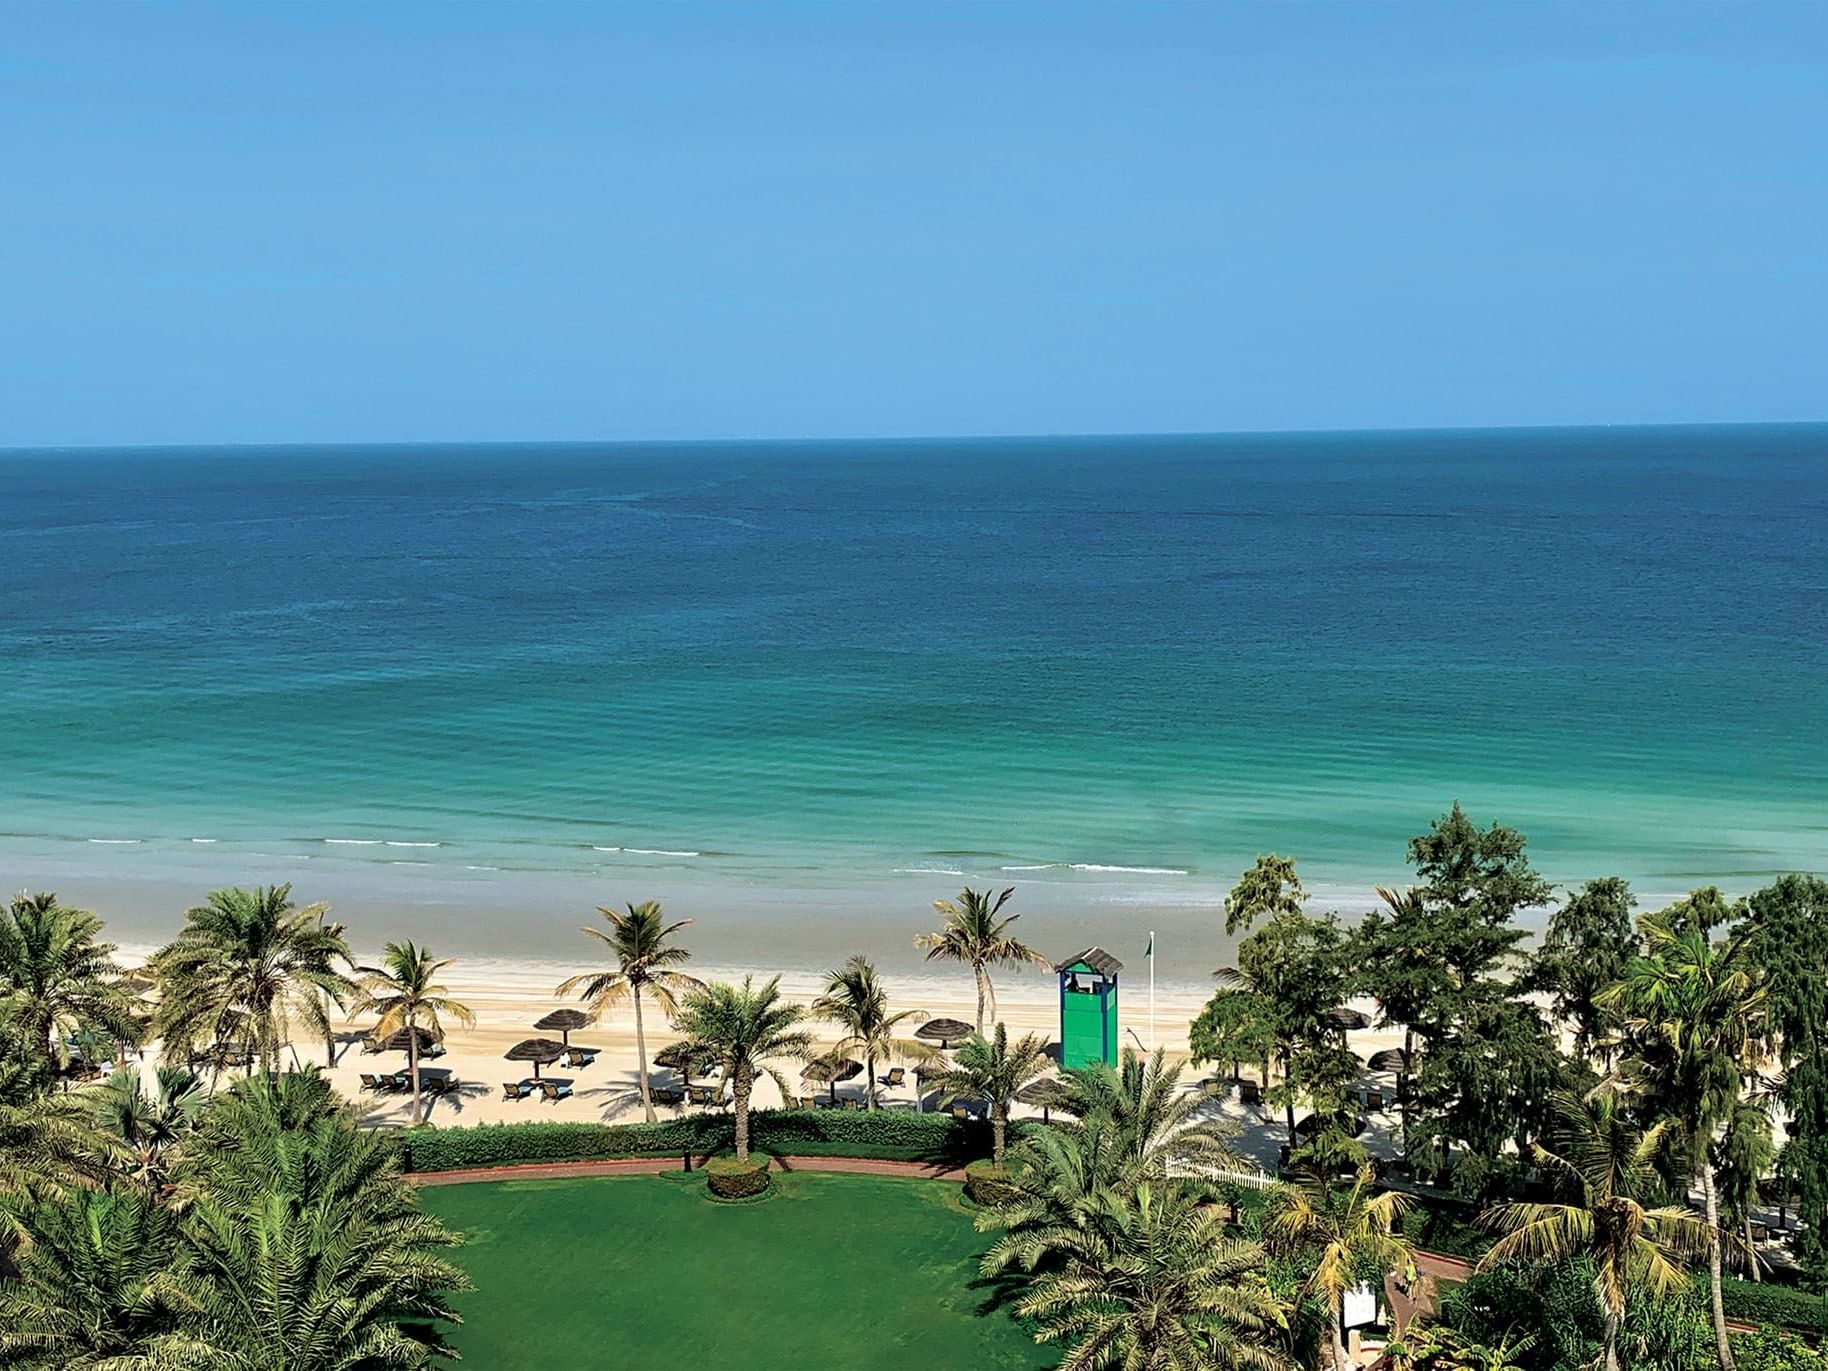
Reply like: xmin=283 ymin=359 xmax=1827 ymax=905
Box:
xmin=1055 ymin=947 xmax=1122 ymax=1069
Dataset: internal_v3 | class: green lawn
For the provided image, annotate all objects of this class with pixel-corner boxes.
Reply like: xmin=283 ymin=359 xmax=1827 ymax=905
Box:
xmin=420 ymin=1170 xmax=1055 ymax=1371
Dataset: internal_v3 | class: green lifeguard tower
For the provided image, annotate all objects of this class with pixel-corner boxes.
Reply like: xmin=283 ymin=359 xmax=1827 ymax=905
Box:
xmin=1055 ymin=947 xmax=1122 ymax=1069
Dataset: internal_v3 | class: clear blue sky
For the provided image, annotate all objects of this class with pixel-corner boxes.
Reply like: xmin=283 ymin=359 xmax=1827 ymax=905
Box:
xmin=4 ymin=2 xmax=1824 ymax=446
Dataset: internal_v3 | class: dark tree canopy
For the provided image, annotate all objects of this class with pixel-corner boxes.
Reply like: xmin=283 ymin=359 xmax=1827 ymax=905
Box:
xmin=1533 ymin=876 xmax=1637 ymax=1058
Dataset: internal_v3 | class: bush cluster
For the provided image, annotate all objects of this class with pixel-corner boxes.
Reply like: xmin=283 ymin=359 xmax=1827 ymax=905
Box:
xmin=963 ymin=1160 xmax=1023 ymax=1207
xmin=703 ymin=1155 xmax=770 ymax=1199
xmin=1714 ymin=1274 xmax=1828 ymax=1335
xmin=397 ymin=1108 xmax=1004 ymax=1172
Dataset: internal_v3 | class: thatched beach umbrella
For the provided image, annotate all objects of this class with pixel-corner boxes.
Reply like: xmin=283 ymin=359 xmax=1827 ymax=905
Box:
xmin=1016 ymin=1076 xmax=1070 ymax=1124
xmin=505 ymin=1037 xmax=566 ymax=1080
xmin=1367 ymin=1047 xmax=1411 ymax=1074
xmin=382 ymin=1026 xmax=442 ymax=1057
xmin=654 ymin=1041 xmax=705 ymax=1091
xmin=1326 ymin=1006 xmax=1371 ymax=1032
xmin=915 ymin=1017 xmax=974 ymax=1050
xmin=534 ymin=1009 xmax=590 ymax=1047
xmin=802 ymin=1055 xmax=862 ymax=1105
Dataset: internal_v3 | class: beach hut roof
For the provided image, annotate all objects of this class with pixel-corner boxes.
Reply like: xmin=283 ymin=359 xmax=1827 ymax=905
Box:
xmin=1367 ymin=1048 xmax=1411 ymax=1073
xmin=380 ymin=1026 xmax=441 ymax=1052
xmin=1326 ymin=1006 xmax=1371 ymax=1031
xmin=915 ymin=1017 xmax=975 ymax=1044
xmin=534 ymin=1009 xmax=590 ymax=1033
xmin=1054 ymin=947 xmax=1123 ymax=977
xmin=504 ymin=1037 xmax=566 ymax=1064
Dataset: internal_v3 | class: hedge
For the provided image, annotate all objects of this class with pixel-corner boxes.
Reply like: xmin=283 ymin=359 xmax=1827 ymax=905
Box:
xmin=396 ymin=1109 xmax=1010 ymax=1173
xmin=963 ymin=1161 xmax=1023 ymax=1207
xmin=704 ymin=1155 xmax=770 ymax=1199
xmin=1714 ymin=1275 xmax=1828 ymax=1335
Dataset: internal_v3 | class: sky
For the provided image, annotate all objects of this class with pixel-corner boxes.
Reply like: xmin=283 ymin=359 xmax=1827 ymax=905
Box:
xmin=2 ymin=2 xmax=1824 ymax=447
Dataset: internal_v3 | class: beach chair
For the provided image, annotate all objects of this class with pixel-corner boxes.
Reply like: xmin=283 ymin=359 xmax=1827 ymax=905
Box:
xmin=878 ymin=1066 xmax=905 ymax=1088
xmin=688 ymin=1085 xmax=716 ymax=1108
xmin=652 ymin=1086 xmax=685 ymax=1107
xmin=358 ymin=1072 xmax=382 ymax=1092
xmin=951 ymin=1105 xmax=977 ymax=1123
xmin=795 ymin=1095 xmax=817 ymax=1110
xmin=501 ymin=1080 xmax=532 ymax=1102
xmin=565 ymin=1046 xmax=598 ymax=1070
xmin=841 ymin=1097 xmax=863 ymax=1112
xmin=1239 ymin=1081 xmax=1263 ymax=1107
xmin=1750 ymin=1221 xmax=1770 ymax=1242
xmin=539 ymin=1080 xmax=573 ymax=1103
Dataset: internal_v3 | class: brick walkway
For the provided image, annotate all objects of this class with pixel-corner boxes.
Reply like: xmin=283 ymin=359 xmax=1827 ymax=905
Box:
xmin=407 ymin=1154 xmax=968 ymax=1187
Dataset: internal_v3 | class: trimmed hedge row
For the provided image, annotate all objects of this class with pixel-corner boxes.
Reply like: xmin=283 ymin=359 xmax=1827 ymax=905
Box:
xmin=963 ymin=1161 xmax=1023 ymax=1207
xmin=396 ymin=1109 xmax=1005 ymax=1173
xmin=1715 ymin=1275 xmax=1828 ymax=1335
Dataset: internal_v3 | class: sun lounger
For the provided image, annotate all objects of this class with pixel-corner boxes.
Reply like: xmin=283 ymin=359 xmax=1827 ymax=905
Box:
xmin=841 ymin=1097 xmax=863 ymax=1111
xmin=564 ymin=1046 xmax=598 ymax=1069
xmin=359 ymin=1073 xmax=383 ymax=1092
xmin=539 ymin=1080 xmax=573 ymax=1103
xmin=878 ymin=1066 xmax=905 ymax=1088
xmin=688 ymin=1086 xmax=717 ymax=1107
xmin=1240 ymin=1081 xmax=1262 ymax=1107
xmin=795 ymin=1095 xmax=817 ymax=1110
xmin=652 ymin=1086 xmax=685 ymax=1106
xmin=501 ymin=1080 xmax=534 ymax=1102
xmin=951 ymin=1105 xmax=978 ymax=1122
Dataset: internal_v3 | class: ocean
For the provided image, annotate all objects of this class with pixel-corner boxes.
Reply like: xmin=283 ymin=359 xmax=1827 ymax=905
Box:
xmin=2 ymin=426 xmax=1824 ymax=977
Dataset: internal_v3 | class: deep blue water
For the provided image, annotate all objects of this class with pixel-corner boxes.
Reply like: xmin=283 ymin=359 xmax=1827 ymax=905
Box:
xmin=2 ymin=425 xmax=1824 ymax=961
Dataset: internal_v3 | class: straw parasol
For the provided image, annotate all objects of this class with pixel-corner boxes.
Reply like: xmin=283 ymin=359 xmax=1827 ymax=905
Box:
xmin=381 ymin=1026 xmax=443 ymax=1056
xmin=915 ymin=1017 xmax=975 ymax=1049
xmin=653 ymin=1040 xmax=708 ymax=1090
xmin=504 ymin=1038 xmax=566 ymax=1080
xmin=1367 ymin=1047 xmax=1411 ymax=1074
xmin=802 ymin=1055 xmax=862 ymax=1104
xmin=1016 ymin=1076 xmax=1070 ymax=1123
xmin=534 ymin=1009 xmax=590 ymax=1047
xmin=1326 ymin=1006 xmax=1371 ymax=1032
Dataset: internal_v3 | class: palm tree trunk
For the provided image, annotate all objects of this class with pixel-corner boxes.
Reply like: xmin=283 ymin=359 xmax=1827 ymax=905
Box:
xmin=1746 ymin=1218 xmax=1761 ymax=1280
xmin=1330 ymin=1295 xmax=1352 ymax=1371
xmin=407 ymin=1015 xmax=422 ymax=1125
xmin=634 ymin=987 xmax=655 ymax=1124
xmin=992 ymin=1100 xmax=1007 ymax=1166
xmin=1701 ymin=1161 xmax=1735 ymax=1370
xmin=1603 ymin=1309 xmax=1621 ymax=1371
xmin=733 ymin=1062 xmax=753 ymax=1163
xmin=866 ymin=1050 xmax=877 ymax=1110
xmin=974 ymin=965 xmax=989 ymax=1033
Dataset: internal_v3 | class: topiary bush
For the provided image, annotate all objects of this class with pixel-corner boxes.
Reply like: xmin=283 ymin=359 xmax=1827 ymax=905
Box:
xmin=397 ymin=1109 xmax=1016 ymax=1173
xmin=963 ymin=1160 xmax=1022 ymax=1207
xmin=704 ymin=1155 xmax=770 ymax=1199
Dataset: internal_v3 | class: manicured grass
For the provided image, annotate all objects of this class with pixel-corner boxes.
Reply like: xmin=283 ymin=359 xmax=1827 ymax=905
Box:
xmin=420 ymin=1171 xmax=1053 ymax=1371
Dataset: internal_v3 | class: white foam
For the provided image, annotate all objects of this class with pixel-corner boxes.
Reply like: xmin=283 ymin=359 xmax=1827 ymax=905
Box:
xmin=88 ymin=838 xmax=139 ymax=845
xmin=388 ymin=860 xmax=434 ymax=867
xmin=464 ymin=865 xmax=501 ymax=872
xmin=190 ymin=837 xmax=217 ymax=844
xmin=1068 ymin=863 xmax=1189 ymax=876
xmin=624 ymin=848 xmax=699 ymax=858
xmin=324 ymin=838 xmax=382 ymax=846
xmin=385 ymin=841 xmax=441 ymax=848
xmin=895 ymin=866 xmax=967 ymax=876
xmin=1001 ymin=863 xmax=1056 ymax=871
xmin=591 ymin=846 xmax=622 ymax=852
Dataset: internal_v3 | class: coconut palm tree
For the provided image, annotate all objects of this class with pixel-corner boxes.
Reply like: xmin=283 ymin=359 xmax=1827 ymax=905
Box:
xmin=1265 ymin=1162 xmax=1417 ymax=1371
xmin=85 ymin=1064 xmax=206 ymax=1195
xmin=672 ymin=976 xmax=813 ymax=1164
xmin=1601 ymin=907 xmax=1768 ymax=1368
xmin=1057 ymin=1047 xmax=1249 ymax=1182
xmin=0 ymin=891 xmax=136 ymax=1074
xmin=1479 ymin=1087 xmax=1715 ymax=1371
xmin=352 ymin=941 xmax=474 ymax=1125
xmin=150 ymin=885 xmax=355 ymax=1078
xmin=557 ymin=901 xmax=701 ymax=1124
xmin=926 ymin=1023 xmax=1050 ymax=1165
xmin=0 ymin=1186 xmax=183 ymax=1368
xmin=810 ymin=955 xmax=934 ymax=1110
xmin=1013 ymin=1181 xmax=1293 ymax=1371
xmin=914 ymin=886 xmax=1047 ymax=1033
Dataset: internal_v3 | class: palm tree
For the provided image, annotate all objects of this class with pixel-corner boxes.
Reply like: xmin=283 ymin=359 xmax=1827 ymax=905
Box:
xmin=86 ymin=1064 xmax=206 ymax=1194
xmin=557 ymin=901 xmax=701 ymax=1124
xmin=811 ymin=955 xmax=934 ymax=1110
xmin=0 ymin=891 xmax=136 ymax=1073
xmin=1479 ymin=1087 xmax=1715 ymax=1371
xmin=672 ymin=976 xmax=813 ymax=1163
xmin=1057 ymin=1047 xmax=1249 ymax=1182
xmin=1601 ymin=908 xmax=1768 ymax=1368
xmin=149 ymin=885 xmax=355 ymax=1077
xmin=352 ymin=941 xmax=475 ymax=1125
xmin=1013 ymin=1182 xmax=1293 ymax=1371
xmin=152 ymin=1068 xmax=470 ymax=1369
xmin=914 ymin=886 xmax=1047 ymax=1032
xmin=0 ymin=1186 xmax=183 ymax=1368
xmin=927 ymin=1023 xmax=1051 ymax=1165
xmin=1265 ymin=1162 xmax=1417 ymax=1371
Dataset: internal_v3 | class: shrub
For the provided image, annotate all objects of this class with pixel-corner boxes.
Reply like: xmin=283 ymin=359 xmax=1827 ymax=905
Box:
xmin=1714 ymin=1275 xmax=1828 ymax=1336
xmin=397 ymin=1109 xmax=1010 ymax=1173
xmin=1736 ymin=1326 xmax=1828 ymax=1371
xmin=963 ymin=1160 xmax=1022 ymax=1207
xmin=704 ymin=1155 xmax=770 ymax=1199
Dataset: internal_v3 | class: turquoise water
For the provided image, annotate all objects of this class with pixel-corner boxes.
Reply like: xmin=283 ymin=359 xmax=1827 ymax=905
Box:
xmin=1 ymin=426 xmax=1823 ymax=965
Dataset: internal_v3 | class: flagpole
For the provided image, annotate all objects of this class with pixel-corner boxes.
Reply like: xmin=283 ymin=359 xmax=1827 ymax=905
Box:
xmin=1149 ymin=930 xmax=1156 ymax=1051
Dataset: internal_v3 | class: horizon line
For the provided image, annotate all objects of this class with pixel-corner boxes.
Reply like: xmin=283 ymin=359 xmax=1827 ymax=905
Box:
xmin=4 ymin=416 xmax=1827 ymax=458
